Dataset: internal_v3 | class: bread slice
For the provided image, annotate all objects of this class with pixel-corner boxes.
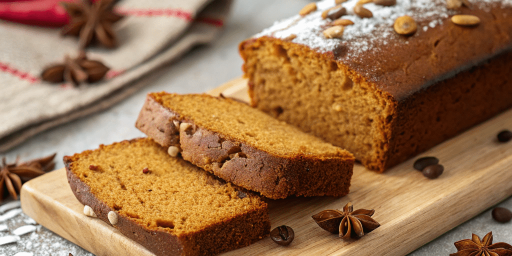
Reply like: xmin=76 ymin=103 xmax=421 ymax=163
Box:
xmin=135 ymin=92 xmax=354 ymax=199
xmin=64 ymin=138 xmax=270 ymax=256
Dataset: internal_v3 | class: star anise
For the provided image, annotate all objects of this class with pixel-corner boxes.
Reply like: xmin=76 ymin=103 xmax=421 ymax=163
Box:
xmin=0 ymin=153 xmax=56 ymax=201
xmin=61 ymin=0 xmax=123 ymax=49
xmin=312 ymin=202 xmax=380 ymax=240
xmin=450 ymin=232 xmax=512 ymax=256
xmin=41 ymin=52 xmax=110 ymax=86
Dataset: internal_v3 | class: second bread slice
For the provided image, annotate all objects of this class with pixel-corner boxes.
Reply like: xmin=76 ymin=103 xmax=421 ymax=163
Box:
xmin=136 ymin=92 xmax=354 ymax=199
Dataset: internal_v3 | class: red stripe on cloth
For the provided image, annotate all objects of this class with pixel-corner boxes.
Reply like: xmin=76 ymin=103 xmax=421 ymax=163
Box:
xmin=106 ymin=69 xmax=125 ymax=79
xmin=0 ymin=61 xmax=38 ymax=83
xmin=115 ymin=7 xmax=193 ymax=21
xmin=195 ymin=17 xmax=224 ymax=27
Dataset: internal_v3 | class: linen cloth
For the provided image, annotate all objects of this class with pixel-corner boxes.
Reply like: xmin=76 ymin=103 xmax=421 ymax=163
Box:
xmin=0 ymin=0 xmax=232 ymax=152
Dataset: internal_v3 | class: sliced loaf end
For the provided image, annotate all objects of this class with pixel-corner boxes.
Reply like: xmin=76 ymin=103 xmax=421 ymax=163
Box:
xmin=64 ymin=138 xmax=270 ymax=256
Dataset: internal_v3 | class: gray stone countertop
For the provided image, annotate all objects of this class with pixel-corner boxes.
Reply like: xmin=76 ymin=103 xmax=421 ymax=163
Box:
xmin=1 ymin=0 xmax=511 ymax=255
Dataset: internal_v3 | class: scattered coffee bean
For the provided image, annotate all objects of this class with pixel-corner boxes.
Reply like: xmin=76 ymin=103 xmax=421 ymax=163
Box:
xmin=422 ymin=164 xmax=444 ymax=179
xmin=492 ymin=207 xmax=512 ymax=223
xmin=413 ymin=157 xmax=439 ymax=171
xmin=270 ymin=225 xmax=294 ymax=246
xmin=143 ymin=167 xmax=150 ymax=174
xmin=497 ymin=130 xmax=512 ymax=142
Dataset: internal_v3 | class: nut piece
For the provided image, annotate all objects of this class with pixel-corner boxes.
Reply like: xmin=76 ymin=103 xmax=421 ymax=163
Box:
xmin=83 ymin=205 xmax=97 ymax=218
xmin=180 ymin=122 xmax=192 ymax=132
xmin=299 ymin=3 xmax=317 ymax=16
xmin=331 ymin=18 xmax=355 ymax=26
xmin=446 ymin=0 xmax=462 ymax=9
xmin=284 ymin=34 xmax=297 ymax=41
xmin=374 ymin=0 xmax=396 ymax=6
xmin=451 ymin=15 xmax=480 ymax=26
xmin=323 ymin=25 xmax=345 ymax=39
xmin=332 ymin=103 xmax=343 ymax=112
xmin=108 ymin=211 xmax=118 ymax=225
xmin=168 ymin=146 xmax=180 ymax=157
xmin=322 ymin=6 xmax=347 ymax=20
xmin=461 ymin=0 xmax=473 ymax=8
xmin=335 ymin=0 xmax=347 ymax=4
xmin=354 ymin=5 xmax=373 ymax=18
xmin=356 ymin=0 xmax=373 ymax=5
xmin=394 ymin=15 xmax=417 ymax=35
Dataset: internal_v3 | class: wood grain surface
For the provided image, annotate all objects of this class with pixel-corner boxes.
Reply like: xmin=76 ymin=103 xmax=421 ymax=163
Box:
xmin=21 ymin=78 xmax=512 ymax=256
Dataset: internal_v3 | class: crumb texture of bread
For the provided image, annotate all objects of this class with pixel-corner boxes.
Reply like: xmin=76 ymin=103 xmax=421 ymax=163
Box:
xmin=64 ymin=138 xmax=270 ymax=256
xmin=136 ymin=93 xmax=354 ymax=199
xmin=241 ymin=38 xmax=395 ymax=172
xmin=239 ymin=1 xmax=512 ymax=172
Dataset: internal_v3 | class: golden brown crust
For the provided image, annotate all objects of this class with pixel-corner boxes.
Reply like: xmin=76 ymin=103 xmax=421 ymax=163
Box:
xmin=385 ymin=51 xmax=512 ymax=169
xmin=64 ymin=138 xmax=271 ymax=256
xmin=338 ymin=5 xmax=512 ymax=101
xmin=239 ymin=3 xmax=512 ymax=172
xmin=180 ymin=126 xmax=353 ymax=199
xmin=135 ymin=94 xmax=354 ymax=199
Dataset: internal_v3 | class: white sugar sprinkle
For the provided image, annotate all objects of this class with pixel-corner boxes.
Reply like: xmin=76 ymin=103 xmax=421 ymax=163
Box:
xmin=12 ymin=225 xmax=37 ymax=236
xmin=0 ymin=201 xmax=21 ymax=214
xmin=13 ymin=252 xmax=34 ymax=256
xmin=0 ymin=235 xmax=20 ymax=245
xmin=24 ymin=218 xmax=36 ymax=225
xmin=255 ymin=0 xmax=512 ymax=59
xmin=0 ymin=209 xmax=23 ymax=222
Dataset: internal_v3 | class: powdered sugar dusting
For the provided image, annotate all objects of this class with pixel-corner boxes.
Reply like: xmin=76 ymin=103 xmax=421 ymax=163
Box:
xmin=255 ymin=0 xmax=511 ymax=59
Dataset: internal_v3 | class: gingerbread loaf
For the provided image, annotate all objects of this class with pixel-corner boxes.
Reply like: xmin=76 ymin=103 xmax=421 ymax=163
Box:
xmin=64 ymin=138 xmax=270 ymax=256
xmin=239 ymin=0 xmax=512 ymax=172
xmin=135 ymin=92 xmax=354 ymax=199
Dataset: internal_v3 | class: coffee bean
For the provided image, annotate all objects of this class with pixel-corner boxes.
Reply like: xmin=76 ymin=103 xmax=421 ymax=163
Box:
xmin=422 ymin=164 xmax=444 ymax=179
xmin=413 ymin=157 xmax=439 ymax=171
xmin=492 ymin=207 xmax=512 ymax=223
xmin=497 ymin=130 xmax=512 ymax=142
xmin=270 ymin=225 xmax=294 ymax=246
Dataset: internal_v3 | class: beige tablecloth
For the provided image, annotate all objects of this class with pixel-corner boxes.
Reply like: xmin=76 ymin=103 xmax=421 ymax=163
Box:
xmin=0 ymin=0 xmax=232 ymax=152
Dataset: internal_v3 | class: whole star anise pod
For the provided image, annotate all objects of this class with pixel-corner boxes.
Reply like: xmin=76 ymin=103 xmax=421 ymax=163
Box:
xmin=312 ymin=202 xmax=380 ymax=240
xmin=41 ymin=52 xmax=110 ymax=86
xmin=61 ymin=0 xmax=123 ymax=48
xmin=0 ymin=153 xmax=56 ymax=201
xmin=450 ymin=232 xmax=512 ymax=256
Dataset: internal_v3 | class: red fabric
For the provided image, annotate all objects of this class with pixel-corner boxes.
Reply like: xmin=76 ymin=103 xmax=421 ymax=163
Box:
xmin=0 ymin=0 xmax=225 ymax=28
xmin=0 ymin=0 xmax=100 ymax=27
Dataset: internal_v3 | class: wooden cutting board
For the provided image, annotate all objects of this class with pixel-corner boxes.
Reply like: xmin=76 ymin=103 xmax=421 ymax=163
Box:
xmin=21 ymin=77 xmax=512 ymax=256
